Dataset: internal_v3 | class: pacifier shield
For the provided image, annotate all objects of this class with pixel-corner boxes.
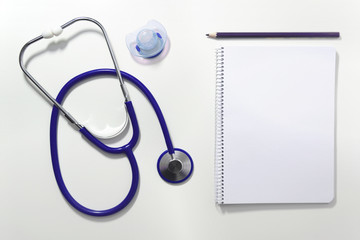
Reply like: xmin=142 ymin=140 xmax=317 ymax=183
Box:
xmin=126 ymin=20 xmax=168 ymax=58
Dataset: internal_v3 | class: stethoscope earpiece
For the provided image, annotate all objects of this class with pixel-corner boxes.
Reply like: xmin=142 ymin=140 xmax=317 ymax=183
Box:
xmin=157 ymin=148 xmax=193 ymax=183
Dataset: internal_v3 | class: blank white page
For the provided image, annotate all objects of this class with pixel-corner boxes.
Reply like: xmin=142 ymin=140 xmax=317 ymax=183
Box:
xmin=222 ymin=46 xmax=335 ymax=204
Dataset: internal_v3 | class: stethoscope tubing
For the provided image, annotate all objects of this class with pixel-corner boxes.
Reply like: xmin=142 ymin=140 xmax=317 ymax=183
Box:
xmin=50 ymin=69 xmax=174 ymax=216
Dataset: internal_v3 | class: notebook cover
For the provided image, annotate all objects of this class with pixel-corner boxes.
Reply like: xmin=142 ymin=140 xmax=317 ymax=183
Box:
xmin=215 ymin=46 xmax=336 ymax=204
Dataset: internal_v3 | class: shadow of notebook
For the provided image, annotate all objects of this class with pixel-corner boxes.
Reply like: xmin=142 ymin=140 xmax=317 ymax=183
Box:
xmin=215 ymin=46 xmax=336 ymax=204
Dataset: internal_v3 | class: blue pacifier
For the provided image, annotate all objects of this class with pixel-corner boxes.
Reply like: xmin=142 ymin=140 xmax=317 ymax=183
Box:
xmin=126 ymin=20 xmax=168 ymax=58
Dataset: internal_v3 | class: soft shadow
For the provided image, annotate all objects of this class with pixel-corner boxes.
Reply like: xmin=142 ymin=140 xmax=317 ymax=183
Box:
xmin=62 ymin=174 xmax=141 ymax=221
xmin=217 ymin=200 xmax=337 ymax=214
xmin=334 ymin=52 xmax=340 ymax=205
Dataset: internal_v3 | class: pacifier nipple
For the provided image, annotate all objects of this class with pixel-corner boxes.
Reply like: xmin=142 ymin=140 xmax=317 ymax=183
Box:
xmin=126 ymin=20 xmax=168 ymax=59
xmin=137 ymin=29 xmax=158 ymax=51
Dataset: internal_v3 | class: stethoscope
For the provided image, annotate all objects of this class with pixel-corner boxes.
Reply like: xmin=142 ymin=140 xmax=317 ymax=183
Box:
xmin=19 ymin=17 xmax=193 ymax=217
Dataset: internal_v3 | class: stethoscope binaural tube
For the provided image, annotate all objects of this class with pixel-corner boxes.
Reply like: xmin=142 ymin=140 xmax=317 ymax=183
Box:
xmin=19 ymin=17 xmax=131 ymax=129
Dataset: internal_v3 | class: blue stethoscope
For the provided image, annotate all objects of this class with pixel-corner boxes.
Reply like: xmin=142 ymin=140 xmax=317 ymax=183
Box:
xmin=19 ymin=17 xmax=193 ymax=217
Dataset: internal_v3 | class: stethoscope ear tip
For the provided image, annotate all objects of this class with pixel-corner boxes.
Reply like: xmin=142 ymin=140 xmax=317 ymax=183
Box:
xmin=157 ymin=148 xmax=193 ymax=184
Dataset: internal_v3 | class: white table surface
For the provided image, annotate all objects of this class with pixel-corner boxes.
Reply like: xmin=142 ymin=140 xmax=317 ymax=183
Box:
xmin=1 ymin=0 xmax=360 ymax=239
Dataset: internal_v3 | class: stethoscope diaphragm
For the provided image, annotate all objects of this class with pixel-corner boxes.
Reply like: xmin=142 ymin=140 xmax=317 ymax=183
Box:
xmin=157 ymin=148 xmax=193 ymax=183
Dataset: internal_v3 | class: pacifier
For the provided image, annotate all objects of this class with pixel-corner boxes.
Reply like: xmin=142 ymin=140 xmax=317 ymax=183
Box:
xmin=126 ymin=20 xmax=168 ymax=58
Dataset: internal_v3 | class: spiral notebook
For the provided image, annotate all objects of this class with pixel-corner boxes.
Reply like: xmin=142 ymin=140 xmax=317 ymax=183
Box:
xmin=215 ymin=46 xmax=336 ymax=204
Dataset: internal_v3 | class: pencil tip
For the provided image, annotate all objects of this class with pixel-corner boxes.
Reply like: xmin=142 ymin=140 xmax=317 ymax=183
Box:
xmin=206 ymin=34 xmax=209 ymax=37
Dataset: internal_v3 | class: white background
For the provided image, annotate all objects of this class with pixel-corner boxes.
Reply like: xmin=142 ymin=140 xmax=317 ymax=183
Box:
xmin=1 ymin=0 xmax=360 ymax=239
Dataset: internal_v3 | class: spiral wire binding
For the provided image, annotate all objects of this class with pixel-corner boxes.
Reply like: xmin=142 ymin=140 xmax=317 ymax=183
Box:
xmin=215 ymin=47 xmax=225 ymax=204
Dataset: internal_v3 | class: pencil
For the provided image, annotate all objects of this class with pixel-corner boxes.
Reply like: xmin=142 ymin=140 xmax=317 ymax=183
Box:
xmin=206 ymin=32 xmax=340 ymax=38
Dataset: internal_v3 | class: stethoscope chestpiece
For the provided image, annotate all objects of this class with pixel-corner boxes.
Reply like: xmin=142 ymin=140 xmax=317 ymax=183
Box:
xmin=126 ymin=20 xmax=168 ymax=59
xmin=157 ymin=148 xmax=193 ymax=184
